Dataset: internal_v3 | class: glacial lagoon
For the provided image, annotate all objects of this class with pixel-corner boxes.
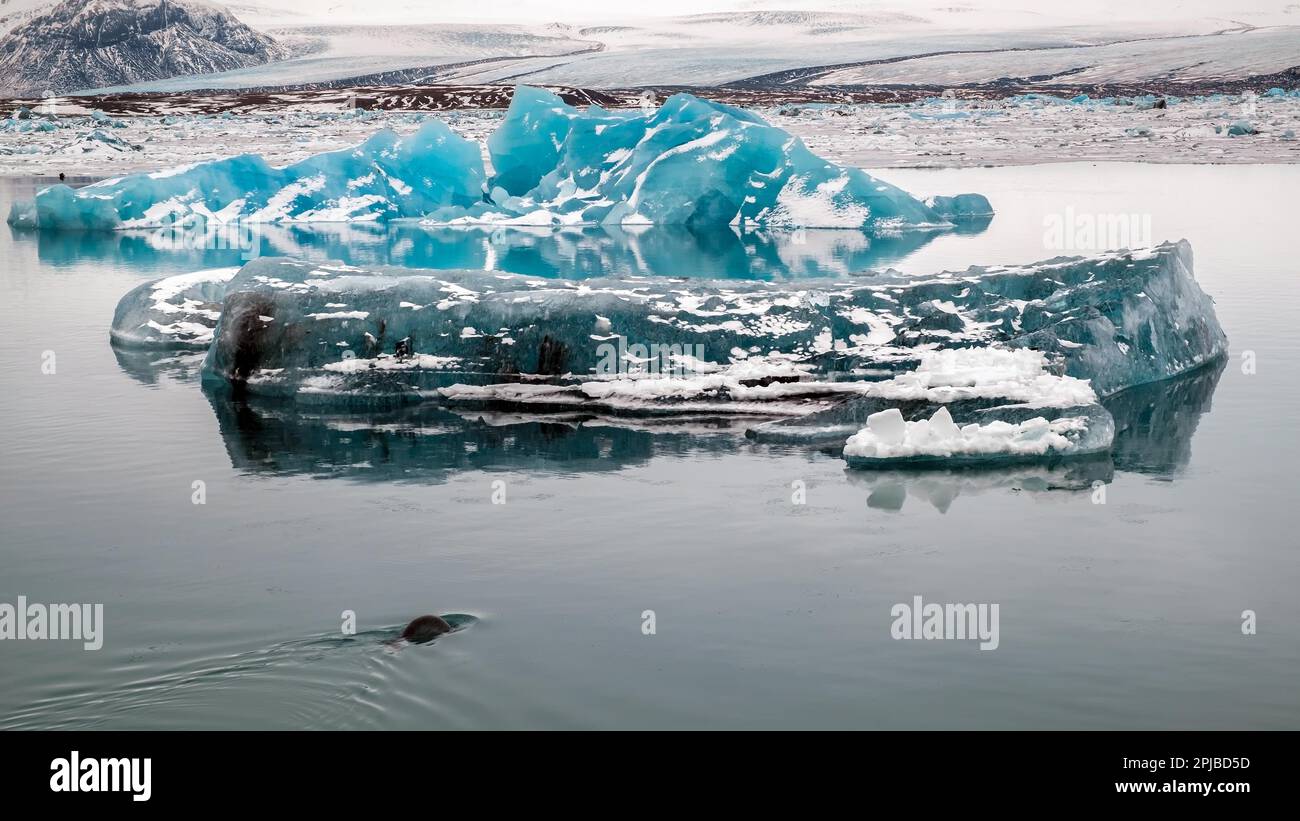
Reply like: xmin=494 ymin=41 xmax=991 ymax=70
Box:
xmin=1 ymin=162 xmax=1297 ymax=729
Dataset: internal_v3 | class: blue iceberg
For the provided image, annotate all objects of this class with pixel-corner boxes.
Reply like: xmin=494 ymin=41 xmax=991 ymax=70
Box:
xmin=7 ymin=119 xmax=486 ymax=230
xmin=10 ymin=86 xmax=989 ymax=235
xmin=453 ymin=86 xmax=987 ymax=232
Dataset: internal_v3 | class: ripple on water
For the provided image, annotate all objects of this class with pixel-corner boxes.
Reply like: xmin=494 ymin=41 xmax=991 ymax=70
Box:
xmin=0 ymin=618 xmax=482 ymax=731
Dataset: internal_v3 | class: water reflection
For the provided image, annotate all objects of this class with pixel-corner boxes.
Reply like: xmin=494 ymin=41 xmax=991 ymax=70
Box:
xmin=112 ymin=346 xmax=207 ymax=387
xmin=207 ymin=396 xmax=760 ymax=482
xmin=1104 ymin=358 xmax=1224 ymax=475
xmin=16 ymin=219 xmax=991 ymax=279
xmin=845 ymin=458 xmax=1116 ymax=514
xmin=109 ymin=334 xmax=1224 ymax=495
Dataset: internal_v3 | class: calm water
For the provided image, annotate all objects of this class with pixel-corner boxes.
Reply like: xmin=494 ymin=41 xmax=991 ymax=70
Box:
xmin=1 ymin=163 xmax=1297 ymax=729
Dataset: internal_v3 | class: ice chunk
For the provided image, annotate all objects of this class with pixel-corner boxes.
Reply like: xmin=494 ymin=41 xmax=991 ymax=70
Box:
xmin=866 ymin=408 xmax=907 ymax=445
xmin=745 ymin=347 xmax=1100 ymax=450
xmin=0 ymin=116 xmax=58 ymax=134
xmin=90 ymin=110 xmax=127 ymax=129
xmin=8 ymin=119 xmax=485 ymax=230
xmin=7 ymin=198 xmax=36 ymax=228
xmin=928 ymin=405 xmax=960 ymax=439
xmin=927 ymin=194 xmax=995 ymax=219
xmin=843 ymin=404 xmax=1114 ymax=467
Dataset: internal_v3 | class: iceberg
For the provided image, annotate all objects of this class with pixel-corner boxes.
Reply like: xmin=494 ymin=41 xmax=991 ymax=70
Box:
xmin=927 ymin=194 xmax=995 ymax=220
xmin=102 ymin=239 xmax=1224 ymax=468
xmin=10 ymin=86 xmax=989 ymax=235
xmin=166 ymin=241 xmax=1224 ymax=440
xmin=447 ymin=86 xmax=989 ymax=232
xmin=8 ymin=118 xmax=486 ymax=230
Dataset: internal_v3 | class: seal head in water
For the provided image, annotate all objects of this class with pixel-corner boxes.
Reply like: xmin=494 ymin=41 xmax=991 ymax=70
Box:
xmin=401 ymin=614 xmax=453 ymax=643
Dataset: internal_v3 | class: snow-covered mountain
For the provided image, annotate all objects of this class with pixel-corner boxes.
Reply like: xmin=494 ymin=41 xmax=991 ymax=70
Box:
xmin=0 ymin=0 xmax=290 ymax=95
xmin=4 ymin=1 xmax=1296 ymax=96
xmin=188 ymin=1 xmax=1300 ymax=28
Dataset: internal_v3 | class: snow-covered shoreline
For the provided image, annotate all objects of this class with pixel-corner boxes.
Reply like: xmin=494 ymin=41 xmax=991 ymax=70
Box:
xmin=3 ymin=89 xmax=1296 ymax=178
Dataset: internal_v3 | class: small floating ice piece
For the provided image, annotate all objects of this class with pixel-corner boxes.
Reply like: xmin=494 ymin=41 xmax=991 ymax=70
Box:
xmin=843 ymin=406 xmax=1114 ymax=468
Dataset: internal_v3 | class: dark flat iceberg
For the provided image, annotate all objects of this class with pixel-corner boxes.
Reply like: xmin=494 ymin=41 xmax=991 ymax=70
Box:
xmin=110 ymin=240 xmax=1225 ymax=468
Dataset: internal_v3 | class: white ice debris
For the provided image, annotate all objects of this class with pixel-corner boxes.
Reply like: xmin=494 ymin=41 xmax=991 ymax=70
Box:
xmin=435 ymin=345 xmax=1095 ymax=412
xmin=844 ymin=406 xmax=1089 ymax=460
xmin=323 ymin=354 xmax=461 ymax=372
xmin=865 ymin=408 xmax=907 ymax=445
xmin=870 ymin=347 xmax=1097 ymax=407
xmin=148 ymin=266 xmax=240 ymax=313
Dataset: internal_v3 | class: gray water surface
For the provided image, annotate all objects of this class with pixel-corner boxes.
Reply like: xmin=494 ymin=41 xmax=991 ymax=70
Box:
xmin=1 ymin=164 xmax=1297 ymax=729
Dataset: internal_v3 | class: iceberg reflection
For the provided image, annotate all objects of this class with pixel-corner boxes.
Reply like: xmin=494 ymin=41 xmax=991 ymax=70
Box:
xmin=1103 ymin=357 xmax=1224 ymax=476
xmin=23 ymin=220 xmax=989 ymax=280
xmin=187 ymin=359 xmax=1219 ymax=491
xmin=205 ymin=395 xmax=763 ymax=482
xmin=846 ymin=458 xmax=1116 ymax=514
